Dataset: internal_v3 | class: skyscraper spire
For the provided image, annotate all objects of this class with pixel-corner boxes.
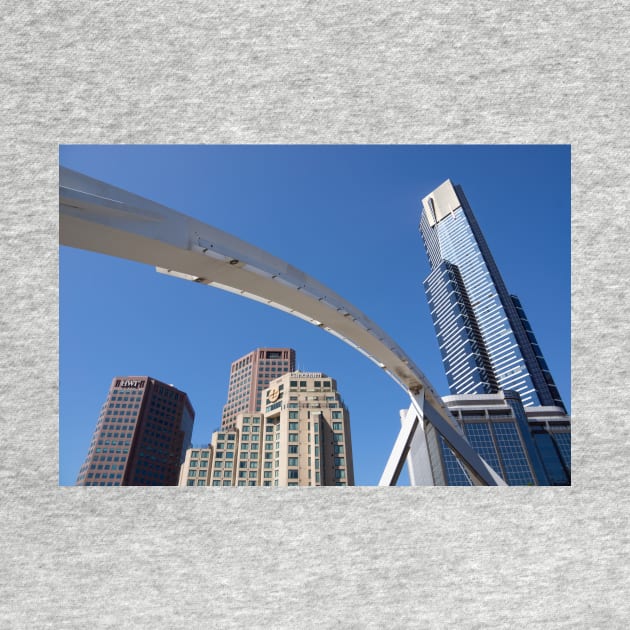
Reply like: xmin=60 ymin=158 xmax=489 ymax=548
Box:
xmin=419 ymin=179 xmax=565 ymax=411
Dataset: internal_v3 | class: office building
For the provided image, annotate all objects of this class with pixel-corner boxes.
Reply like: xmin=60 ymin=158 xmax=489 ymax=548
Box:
xmin=76 ymin=376 xmax=195 ymax=486
xmin=180 ymin=371 xmax=353 ymax=487
xmin=212 ymin=413 xmax=264 ymax=486
xmin=179 ymin=444 xmax=213 ymax=486
xmin=419 ymin=179 xmax=565 ymax=410
xmin=422 ymin=392 xmax=571 ymax=486
xmin=221 ymin=348 xmax=296 ymax=429
xmin=432 ymin=391 xmax=548 ymax=485
xmin=526 ymin=405 xmax=571 ymax=485
xmin=262 ymin=371 xmax=354 ymax=486
xmin=417 ymin=180 xmax=570 ymax=485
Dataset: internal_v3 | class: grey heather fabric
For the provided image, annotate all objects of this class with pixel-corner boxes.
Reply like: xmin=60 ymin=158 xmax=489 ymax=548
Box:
xmin=1 ymin=1 xmax=628 ymax=628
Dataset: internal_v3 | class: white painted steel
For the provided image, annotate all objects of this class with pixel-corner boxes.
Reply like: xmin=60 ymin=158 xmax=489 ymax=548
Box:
xmin=379 ymin=405 xmax=421 ymax=486
xmin=404 ymin=406 xmax=435 ymax=486
xmin=59 ymin=167 xmax=503 ymax=486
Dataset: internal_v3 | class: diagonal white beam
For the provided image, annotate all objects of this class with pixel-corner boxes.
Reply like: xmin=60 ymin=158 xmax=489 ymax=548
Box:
xmin=380 ymin=393 xmax=506 ymax=486
xmin=379 ymin=405 xmax=421 ymax=486
xmin=405 ymin=406 xmax=435 ymax=486
xmin=413 ymin=396 xmax=506 ymax=486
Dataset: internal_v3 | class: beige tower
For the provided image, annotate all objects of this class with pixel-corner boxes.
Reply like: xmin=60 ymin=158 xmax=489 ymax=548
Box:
xmin=180 ymin=371 xmax=354 ymax=487
xmin=262 ymin=372 xmax=354 ymax=486
xmin=179 ymin=445 xmax=213 ymax=486
xmin=211 ymin=413 xmax=265 ymax=486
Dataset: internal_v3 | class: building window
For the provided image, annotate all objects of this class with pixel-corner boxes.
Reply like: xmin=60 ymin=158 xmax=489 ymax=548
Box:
xmin=289 ymin=421 xmax=298 ymax=429
xmin=332 ymin=411 xmax=342 ymax=419
xmin=288 ymin=457 xmax=298 ymax=466
xmin=187 ymin=480 xmax=195 ymax=486
xmin=332 ymin=422 xmax=342 ymax=430
xmin=288 ymin=433 xmax=298 ymax=443
xmin=288 ymin=470 xmax=299 ymax=479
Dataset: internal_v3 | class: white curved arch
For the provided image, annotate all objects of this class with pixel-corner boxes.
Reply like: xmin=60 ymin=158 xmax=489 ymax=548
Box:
xmin=59 ymin=166 xmax=504 ymax=486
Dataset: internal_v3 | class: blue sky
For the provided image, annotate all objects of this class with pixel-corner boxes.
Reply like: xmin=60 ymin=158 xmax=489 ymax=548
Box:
xmin=59 ymin=145 xmax=571 ymax=486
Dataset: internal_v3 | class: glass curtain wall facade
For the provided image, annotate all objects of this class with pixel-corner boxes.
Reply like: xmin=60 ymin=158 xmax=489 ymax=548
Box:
xmin=433 ymin=392 xmax=553 ymax=486
xmin=526 ymin=407 xmax=571 ymax=485
xmin=419 ymin=180 xmax=565 ymax=411
xmin=429 ymin=392 xmax=571 ymax=486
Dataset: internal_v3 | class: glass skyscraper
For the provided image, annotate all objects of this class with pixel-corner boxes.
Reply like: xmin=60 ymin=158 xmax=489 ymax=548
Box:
xmin=419 ymin=179 xmax=565 ymax=411
xmin=418 ymin=180 xmax=570 ymax=485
